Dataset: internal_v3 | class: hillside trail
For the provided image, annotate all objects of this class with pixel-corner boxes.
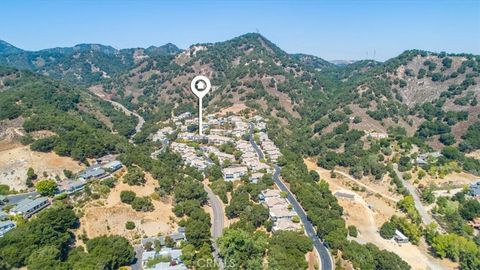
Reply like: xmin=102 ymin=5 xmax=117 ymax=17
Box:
xmin=92 ymin=92 xmax=145 ymax=142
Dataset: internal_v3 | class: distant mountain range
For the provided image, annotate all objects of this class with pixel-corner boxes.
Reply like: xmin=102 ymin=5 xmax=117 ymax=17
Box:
xmin=0 ymin=33 xmax=479 ymax=151
xmin=0 ymin=40 xmax=181 ymax=84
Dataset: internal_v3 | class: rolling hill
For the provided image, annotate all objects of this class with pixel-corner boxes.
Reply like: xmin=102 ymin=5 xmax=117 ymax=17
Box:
xmin=0 ymin=40 xmax=181 ymax=85
xmin=1 ymin=34 xmax=479 ymax=152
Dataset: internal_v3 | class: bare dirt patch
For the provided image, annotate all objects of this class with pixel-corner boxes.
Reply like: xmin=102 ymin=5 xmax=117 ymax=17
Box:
xmin=341 ymin=199 xmax=455 ymax=270
xmin=78 ymin=172 xmax=177 ymax=241
xmin=218 ymin=103 xmax=248 ymax=115
xmin=466 ymin=150 xmax=480 ymax=160
xmin=0 ymin=141 xmax=84 ymax=190
xmin=417 ymin=170 xmax=478 ymax=188
xmin=304 ymin=158 xmax=455 ymax=270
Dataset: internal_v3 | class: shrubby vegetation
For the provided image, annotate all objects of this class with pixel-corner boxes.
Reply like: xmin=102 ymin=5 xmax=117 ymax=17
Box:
xmin=123 ymin=166 xmax=146 ymax=186
xmin=218 ymin=228 xmax=268 ymax=270
xmin=0 ymin=204 xmax=134 ymax=269
xmin=35 ymin=179 xmax=57 ymax=196
xmin=267 ymin=231 xmax=313 ymax=270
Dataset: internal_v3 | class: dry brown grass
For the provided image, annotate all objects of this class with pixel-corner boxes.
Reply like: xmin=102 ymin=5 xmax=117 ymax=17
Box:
xmin=0 ymin=141 xmax=84 ymax=190
xmin=77 ymin=172 xmax=177 ymax=241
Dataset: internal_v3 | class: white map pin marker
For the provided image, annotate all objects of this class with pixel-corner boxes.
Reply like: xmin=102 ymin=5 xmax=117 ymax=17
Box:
xmin=190 ymin=75 xmax=211 ymax=135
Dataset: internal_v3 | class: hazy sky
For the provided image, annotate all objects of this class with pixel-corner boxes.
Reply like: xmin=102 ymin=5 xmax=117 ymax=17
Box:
xmin=1 ymin=0 xmax=479 ymax=61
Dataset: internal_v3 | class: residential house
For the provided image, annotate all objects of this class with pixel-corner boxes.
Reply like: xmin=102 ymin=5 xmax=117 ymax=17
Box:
xmin=0 ymin=220 xmax=16 ymax=237
xmin=173 ymin=112 xmax=192 ymax=122
xmin=257 ymin=132 xmax=269 ymax=142
xmin=393 ymin=229 xmax=409 ymax=243
xmin=0 ymin=196 xmax=7 ymax=206
xmin=0 ymin=211 xmax=8 ymax=221
xmin=250 ymin=172 xmax=264 ymax=184
xmin=416 ymin=152 xmax=443 ymax=167
xmin=469 ymin=180 xmax=480 ymax=198
xmin=142 ymin=248 xmax=186 ymax=270
xmin=334 ymin=191 xmax=355 ymax=201
xmin=245 ymin=160 xmax=270 ymax=172
xmin=222 ymin=166 xmax=248 ymax=181
xmin=254 ymin=121 xmax=267 ymax=131
xmin=79 ymin=166 xmax=107 ymax=181
xmin=209 ymin=128 xmax=230 ymax=136
xmin=366 ymin=131 xmax=388 ymax=139
xmin=269 ymin=205 xmax=297 ymax=221
xmin=272 ymin=219 xmax=302 ymax=233
xmin=10 ymin=197 xmax=50 ymax=218
xmin=259 ymin=189 xmax=281 ymax=201
xmin=152 ymin=127 xmax=175 ymax=142
xmin=207 ymin=135 xmax=233 ymax=145
xmin=141 ymin=231 xmax=187 ymax=249
xmin=57 ymin=179 xmax=86 ymax=195
xmin=469 ymin=217 xmax=480 ymax=230
xmin=177 ymin=132 xmax=205 ymax=142
xmin=103 ymin=160 xmax=123 ymax=172
xmin=264 ymin=197 xmax=289 ymax=209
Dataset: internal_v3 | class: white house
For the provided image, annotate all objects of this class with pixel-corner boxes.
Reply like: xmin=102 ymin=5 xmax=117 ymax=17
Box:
xmin=0 ymin=220 xmax=16 ymax=237
xmin=222 ymin=166 xmax=248 ymax=181
xmin=272 ymin=219 xmax=302 ymax=232
xmin=269 ymin=206 xmax=297 ymax=221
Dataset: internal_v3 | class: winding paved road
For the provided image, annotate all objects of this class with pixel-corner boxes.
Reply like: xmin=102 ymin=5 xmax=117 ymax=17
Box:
xmin=393 ymin=164 xmax=433 ymax=225
xmin=93 ymin=93 xmax=145 ymax=141
xmin=204 ymin=184 xmax=225 ymax=269
xmin=248 ymin=124 xmax=333 ymax=270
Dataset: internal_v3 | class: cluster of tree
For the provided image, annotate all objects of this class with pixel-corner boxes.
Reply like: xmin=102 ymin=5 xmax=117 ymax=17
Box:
xmin=441 ymin=146 xmax=480 ymax=176
xmin=379 ymin=215 xmax=421 ymax=244
xmin=431 ymin=234 xmax=479 ymax=268
xmin=35 ymin=179 xmax=58 ymax=196
xmin=123 ymin=166 xmax=146 ymax=186
xmin=0 ymin=68 xmax=136 ymax=163
xmin=120 ymin=190 xmax=154 ymax=212
xmin=0 ymin=204 xmax=134 ymax=269
xmin=26 ymin=167 xmax=37 ymax=187
xmin=342 ymin=241 xmax=411 ymax=270
xmin=267 ymin=231 xmax=313 ymax=270
xmin=217 ymin=228 xmax=268 ymax=270
xmin=179 ymin=208 xmax=216 ymax=269
xmin=25 ymin=112 xmax=128 ymax=162
xmin=416 ymin=121 xmax=451 ymax=139
xmin=316 ymin=133 xmax=388 ymax=180
xmin=423 ymin=185 xmax=480 ymax=269
xmin=278 ymin=148 xmax=410 ymax=268
xmin=460 ymin=121 xmax=480 ymax=152
xmin=225 ymin=184 xmax=268 ymax=229
xmin=209 ymin=179 xmax=233 ymax=204
xmin=397 ymin=195 xmax=421 ymax=224
xmin=95 ymin=99 xmax=138 ymax=138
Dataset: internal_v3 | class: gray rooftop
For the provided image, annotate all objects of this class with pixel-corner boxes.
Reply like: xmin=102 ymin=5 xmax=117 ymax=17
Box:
xmin=11 ymin=197 xmax=48 ymax=214
xmin=141 ymin=233 xmax=186 ymax=247
xmin=0 ymin=220 xmax=15 ymax=229
xmin=470 ymin=181 xmax=480 ymax=196
xmin=79 ymin=166 xmax=106 ymax=179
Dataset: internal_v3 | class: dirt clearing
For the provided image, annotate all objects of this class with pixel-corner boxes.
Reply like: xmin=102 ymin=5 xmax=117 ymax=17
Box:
xmin=78 ymin=172 xmax=177 ymax=241
xmin=0 ymin=141 xmax=84 ymax=190
xmin=304 ymin=158 xmax=456 ymax=270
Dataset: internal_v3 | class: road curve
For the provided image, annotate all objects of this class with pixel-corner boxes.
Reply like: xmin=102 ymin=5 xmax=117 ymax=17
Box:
xmin=93 ymin=92 xmax=145 ymax=138
xmin=248 ymin=124 xmax=333 ymax=270
xmin=204 ymin=185 xmax=225 ymax=239
xmin=272 ymin=165 xmax=334 ymax=270
xmin=393 ymin=164 xmax=433 ymax=225
xmin=204 ymin=184 xmax=225 ymax=269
